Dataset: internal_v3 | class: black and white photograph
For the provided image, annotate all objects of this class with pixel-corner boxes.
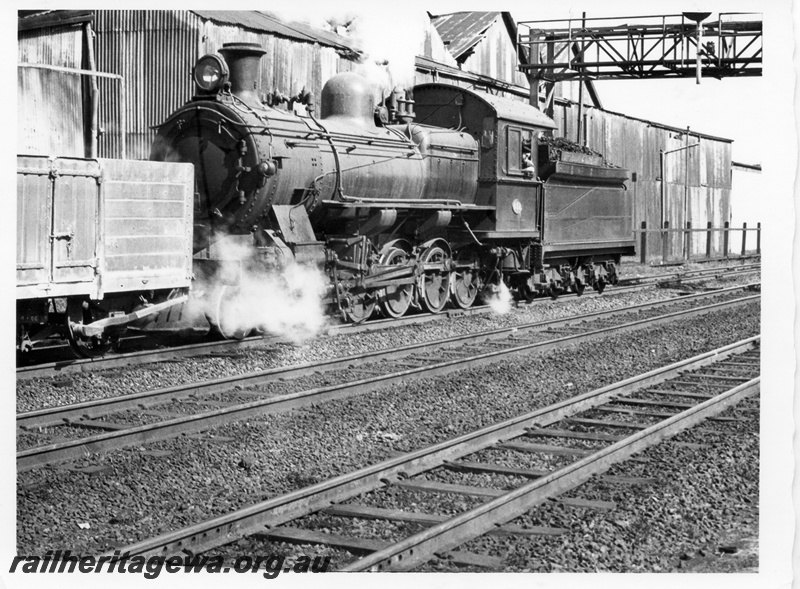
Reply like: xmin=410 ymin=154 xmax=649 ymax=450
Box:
xmin=7 ymin=1 xmax=794 ymax=587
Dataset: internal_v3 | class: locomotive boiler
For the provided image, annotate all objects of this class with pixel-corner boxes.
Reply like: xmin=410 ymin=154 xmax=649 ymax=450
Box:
xmin=149 ymin=42 xmax=634 ymax=335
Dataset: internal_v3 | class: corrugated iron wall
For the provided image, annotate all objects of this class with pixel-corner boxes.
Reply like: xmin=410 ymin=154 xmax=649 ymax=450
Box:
xmin=459 ymin=20 xmax=527 ymax=88
xmin=554 ymin=104 xmax=732 ymax=260
xmin=199 ymin=21 xmax=356 ymax=107
xmin=93 ymin=10 xmax=200 ymax=160
xmin=89 ymin=10 xmax=359 ymax=160
xmin=18 ymin=25 xmax=85 ymax=156
xmin=547 ymin=104 xmax=720 ymax=259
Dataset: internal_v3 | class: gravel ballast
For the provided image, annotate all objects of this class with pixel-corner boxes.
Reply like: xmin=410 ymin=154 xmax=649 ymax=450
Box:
xmin=17 ymin=298 xmax=760 ymax=568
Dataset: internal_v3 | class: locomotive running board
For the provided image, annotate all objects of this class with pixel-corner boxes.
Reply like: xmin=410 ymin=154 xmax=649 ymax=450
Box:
xmin=320 ymin=200 xmax=495 ymax=211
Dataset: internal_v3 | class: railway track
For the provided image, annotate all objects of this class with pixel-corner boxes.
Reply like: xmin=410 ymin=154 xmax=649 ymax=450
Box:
xmin=106 ymin=337 xmax=759 ymax=570
xmin=17 ymin=262 xmax=760 ymax=380
xmin=17 ymin=285 xmax=759 ymax=470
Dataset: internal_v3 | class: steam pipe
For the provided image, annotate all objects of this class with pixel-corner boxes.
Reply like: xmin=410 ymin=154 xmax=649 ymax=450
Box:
xmin=84 ymin=22 xmax=99 ymax=158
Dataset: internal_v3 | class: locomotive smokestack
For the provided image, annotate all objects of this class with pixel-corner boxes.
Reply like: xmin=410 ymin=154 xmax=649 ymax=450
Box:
xmin=219 ymin=43 xmax=266 ymax=107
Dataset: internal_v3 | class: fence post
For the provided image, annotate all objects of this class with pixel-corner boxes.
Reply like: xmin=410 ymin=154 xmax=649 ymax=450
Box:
xmin=640 ymin=221 xmax=647 ymax=264
xmin=741 ymin=222 xmax=747 ymax=256
xmin=661 ymin=220 xmax=669 ymax=263
xmin=723 ymin=221 xmax=730 ymax=258
xmin=756 ymin=222 xmax=761 ymax=255
xmin=706 ymin=221 xmax=712 ymax=259
xmin=684 ymin=221 xmax=692 ymax=261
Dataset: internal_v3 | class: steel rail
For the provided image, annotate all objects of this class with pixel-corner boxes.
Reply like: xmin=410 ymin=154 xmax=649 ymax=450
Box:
xmin=17 ymin=294 xmax=759 ymax=471
xmin=624 ymin=262 xmax=760 ymax=285
xmin=345 ymin=375 xmax=760 ymax=571
xmin=19 ymin=282 xmax=760 ymax=433
xmin=109 ymin=336 xmax=759 ymax=559
xmin=16 ymin=265 xmax=760 ymax=380
xmin=17 ymin=295 xmax=760 ymax=471
xmin=17 ymin=285 xmax=756 ymax=429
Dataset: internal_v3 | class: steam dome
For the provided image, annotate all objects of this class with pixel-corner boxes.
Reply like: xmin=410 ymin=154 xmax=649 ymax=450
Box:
xmin=320 ymin=72 xmax=375 ymax=126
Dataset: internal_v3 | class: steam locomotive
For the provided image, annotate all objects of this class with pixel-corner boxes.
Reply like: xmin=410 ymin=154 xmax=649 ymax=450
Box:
xmin=16 ymin=41 xmax=634 ymax=356
xmin=151 ymin=42 xmax=633 ymax=334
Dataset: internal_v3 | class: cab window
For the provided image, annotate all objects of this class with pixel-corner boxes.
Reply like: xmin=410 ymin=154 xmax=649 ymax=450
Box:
xmin=507 ymin=126 xmax=535 ymax=178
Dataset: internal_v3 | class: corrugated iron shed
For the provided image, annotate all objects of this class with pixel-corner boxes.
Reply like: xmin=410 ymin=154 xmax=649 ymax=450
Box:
xmin=191 ymin=11 xmax=361 ymax=55
xmin=18 ymin=9 xmax=364 ymax=160
xmin=430 ymin=12 xmax=500 ymax=61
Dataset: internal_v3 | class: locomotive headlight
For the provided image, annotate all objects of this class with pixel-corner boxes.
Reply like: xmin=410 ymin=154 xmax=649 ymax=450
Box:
xmin=193 ymin=53 xmax=229 ymax=93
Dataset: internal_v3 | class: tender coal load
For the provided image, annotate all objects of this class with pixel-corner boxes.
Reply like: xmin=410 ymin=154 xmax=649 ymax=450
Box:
xmin=538 ymin=135 xmax=620 ymax=169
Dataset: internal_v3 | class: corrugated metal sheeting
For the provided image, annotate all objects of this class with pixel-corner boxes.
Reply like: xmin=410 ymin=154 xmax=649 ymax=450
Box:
xmin=551 ymin=104 xmax=732 ymax=259
xmin=456 ymin=16 xmax=528 ymax=87
xmin=192 ymin=10 xmax=360 ymax=54
xmin=429 ymin=11 xmax=528 ymax=87
xmin=198 ymin=21 xmax=356 ymax=107
xmin=430 ymin=12 xmax=500 ymax=60
xmin=18 ymin=24 xmax=85 ymax=156
xmin=88 ymin=10 xmax=361 ymax=160
xmin=93 ymin=10 xmax=200 ymax=160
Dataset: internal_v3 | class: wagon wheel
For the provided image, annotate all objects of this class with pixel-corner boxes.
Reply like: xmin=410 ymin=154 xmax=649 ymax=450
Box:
xmin=573 ymin=277 xmax=586 ymax=296
xmin=544 ymin=281 xmax=560 ymax=300
xmin=608 ymin=264 xmax=620 ymax=286
xmin=594 ymin=276 xmax=607 ymax=294
xmin=516 ymin=282 xmax=536 ymax=304
xmin=419 ymin=244 xmax=452 ymax=314
xmin=450 ymin=248 xmax=481 ymax=309
xmin=65 ymin=302 xmax=116 ymax=358
xmin=378 ymin=247 xmax=413 ymax=318
xmin=209 ymin=285 xmax=249 ymax=340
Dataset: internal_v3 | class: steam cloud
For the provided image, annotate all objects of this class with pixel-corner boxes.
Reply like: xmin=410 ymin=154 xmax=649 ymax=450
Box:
xmin=195 ymin=237 xmax=329 ymax=344
xmin=272 ymin=8 xmax=428 ymax=94
xmin=485 ymin=282 xmax=513 ymax=315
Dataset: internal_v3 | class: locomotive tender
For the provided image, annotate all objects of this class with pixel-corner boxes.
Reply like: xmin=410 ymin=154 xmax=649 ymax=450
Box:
xmin=151 ymin=42 xmax=634 ymax=333
xmin=16 ymin=41 xmax=634 ymax=356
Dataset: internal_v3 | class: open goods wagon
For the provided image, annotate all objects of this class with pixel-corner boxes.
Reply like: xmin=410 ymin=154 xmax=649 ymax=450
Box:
xmin=16 ymin=155 xmax=194 ymax=356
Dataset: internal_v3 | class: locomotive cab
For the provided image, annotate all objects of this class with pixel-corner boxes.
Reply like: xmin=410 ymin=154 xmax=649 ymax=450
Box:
xmin=413 ymin=83 xmax=557 ymax=239
xmin=414 ymin=84 xmax=633 ymax=298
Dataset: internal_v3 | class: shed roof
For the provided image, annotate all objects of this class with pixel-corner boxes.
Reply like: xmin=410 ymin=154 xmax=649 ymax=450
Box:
xmin=18 ymin=10 xmax=93 ymax=31
xmin=192 ymin=11 xmax=361 ymax=55
xmin=430 ymin=12 xmax=501 ymax=61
